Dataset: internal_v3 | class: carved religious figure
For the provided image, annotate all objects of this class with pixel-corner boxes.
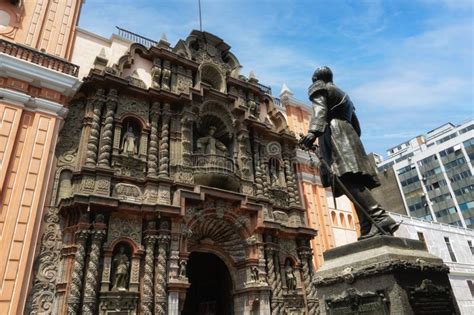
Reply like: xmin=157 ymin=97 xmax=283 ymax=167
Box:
xmin=196 ymin=126 xmax=227 ymax=156
xmin=285 ymin=260 xmax=297 ymax=291
xmin=250 ymin=266 xmax=259 ymax=282
xmin=121 ymin=126 xmax=138 ymax=155
xmin=112 ymin=246 xmax=130 ymax=291
xmin=269 ymin=161 xmax=281 ymax=186
xmin=178 ymin=260 xmax=187 ymax=278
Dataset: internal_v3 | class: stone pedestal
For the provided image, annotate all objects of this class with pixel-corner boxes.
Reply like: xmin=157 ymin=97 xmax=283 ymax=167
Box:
xmin=314 ymin=236 xmax=459 ymax=315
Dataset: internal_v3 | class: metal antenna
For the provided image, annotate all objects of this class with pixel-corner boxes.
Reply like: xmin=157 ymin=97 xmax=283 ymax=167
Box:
xmin=198 ymin=0 xmax=203 ymax=31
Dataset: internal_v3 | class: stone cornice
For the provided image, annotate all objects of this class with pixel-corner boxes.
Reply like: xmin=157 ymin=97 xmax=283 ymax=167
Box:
xmin=0 ymin=87 xmax=68 ymax=118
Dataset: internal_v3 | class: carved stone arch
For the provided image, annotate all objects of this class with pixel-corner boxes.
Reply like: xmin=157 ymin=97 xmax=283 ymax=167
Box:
xmin=184 ymin=210 xmax=250 ymax=263
xmin=116 ymin=43 xmax=148 ymax=75
xmin=190 ymin=246 xmax=238 ymax=289
xmin=117 ymin=112 xmax=149 ymax=130
xmin=173 ymin=39 xmax=192 ymax=59
xmin=222 ymin=51 xmax=241 ymax=78
xmin=197 ymin=63 xmax=225 ymax=93
xmin=199 ymin=101 xmax=235 ymax=134
xmin=270 ymin=111 xmax=289 ymax=133
xmin=108 ymin=237 xmax=141 ymax=255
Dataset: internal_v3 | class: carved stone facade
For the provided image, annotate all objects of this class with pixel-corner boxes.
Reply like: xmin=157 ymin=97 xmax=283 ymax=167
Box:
xmin=27 ymin=30 xmax=317 ymax=315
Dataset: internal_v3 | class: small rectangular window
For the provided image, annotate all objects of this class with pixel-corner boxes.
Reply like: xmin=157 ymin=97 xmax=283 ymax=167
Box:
xmin=468 ymin=280 xmax=474 ymax=297
xmin=468 ymin=241 xmax=474 ymax=255
xmin=444 ymin=237 xmax=457 ymax=262
xmin=417 ymin=232 xmax=427 ymax=248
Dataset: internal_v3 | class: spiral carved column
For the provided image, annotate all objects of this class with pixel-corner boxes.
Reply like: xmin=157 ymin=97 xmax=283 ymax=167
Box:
xmin=82 ymin=229 xmax=106 ymax=314
xmin=299 ymin=248 xmax=318 ymax=314
xmin=86 ymin=89 xmax=105 ymax=166
xmin=283 ymin=155 xmax=297 ymax=205
xmin=265 ymin=246 xmax=279 ymax=315
xmin=255 ymin=153 xmax=264 ymax=197
xmin=154 ymin=234 xmax=170 ymax=314
xmin=142 ymin=235 xmax=157 ymax=315
xmin=98 ymin=89 xmax=117 ymax=167
xmin=273 ymin=249 xmax=284 ymax=313
xmin=148 ymin=105 xmax=160 ymax=176
xmin=67 ymin=230 xmax=89 ymax=314
xmin=159 ymin=104 xmax=171 ymax=178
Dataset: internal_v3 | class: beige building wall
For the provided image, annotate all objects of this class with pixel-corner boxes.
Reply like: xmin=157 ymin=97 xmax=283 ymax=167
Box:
xmin=0 ymin=1 xmax=82 ymax=313
xmin=0 ymin=0 xmax=83 ymax=59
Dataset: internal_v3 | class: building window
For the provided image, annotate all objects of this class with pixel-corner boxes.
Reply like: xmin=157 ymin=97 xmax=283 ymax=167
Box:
xmin=468 ymin=280 xmax=474 ymax=297
xmin=468 ymin=241 xmax=474 ymax=255
xmin=417 ymin=232 xmax=427 ymax=248
xmin=444 ymin=237 xmax=457 ymax=262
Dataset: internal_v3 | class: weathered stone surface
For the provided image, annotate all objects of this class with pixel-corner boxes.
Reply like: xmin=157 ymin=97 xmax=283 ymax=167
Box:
xmin=314 ymin=236 xmax=460 ymax=315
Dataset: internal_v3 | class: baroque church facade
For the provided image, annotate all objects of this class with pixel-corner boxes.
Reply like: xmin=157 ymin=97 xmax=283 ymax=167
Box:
xmin=27 ymin=30 xmax=319 ymax=315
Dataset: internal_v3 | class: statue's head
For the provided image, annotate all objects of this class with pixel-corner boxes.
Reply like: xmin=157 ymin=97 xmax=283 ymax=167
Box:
xmin=209 ymin=126 xmax=217 ymax=136
xmin=312 ymin=66 xmax=333 ymax=83
xmin=119 ymin=246 xmax=125 ymax=254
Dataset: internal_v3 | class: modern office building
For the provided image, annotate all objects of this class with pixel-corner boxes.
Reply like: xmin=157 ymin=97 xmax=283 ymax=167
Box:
xmin=0 ymin=1 xmax=82 ymax=313
xmin=376 ymin=120 xmax=474 ymax=228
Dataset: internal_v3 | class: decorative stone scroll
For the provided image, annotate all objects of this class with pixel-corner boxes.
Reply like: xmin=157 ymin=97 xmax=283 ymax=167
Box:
xmin=107 ymin=215 xmax=142 ymax=245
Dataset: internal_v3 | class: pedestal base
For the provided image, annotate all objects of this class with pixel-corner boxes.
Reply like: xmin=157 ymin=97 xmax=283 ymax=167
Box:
xmin=314 ymin=236 xmax=459 ymax=315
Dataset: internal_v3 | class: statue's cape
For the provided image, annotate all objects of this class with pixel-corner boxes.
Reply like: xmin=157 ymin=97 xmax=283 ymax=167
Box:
xmin=308 ymin=80 xmax=327 ymax=99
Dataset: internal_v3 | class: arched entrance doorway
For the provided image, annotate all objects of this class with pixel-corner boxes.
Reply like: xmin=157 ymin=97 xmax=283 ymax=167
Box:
xmin=182 ymin=252 xmax=233 ymax=315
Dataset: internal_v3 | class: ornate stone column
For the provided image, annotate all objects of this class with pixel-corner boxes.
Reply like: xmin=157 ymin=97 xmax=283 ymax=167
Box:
xmin=159 ymin=103 xmax=171 ymax=178
xmin=82 ymin=227 xmax=106 ymax=314
xmin=86 ymin=89 xmax=106 ymax=166
xmin=67 ymin=230 xmax=90 ymax=314
xmin=142 ymin=231 xmax=157 ymax=314
xmin=273 ymin=247 xmax=284 ymax=313
xmin=147 ymin=103 xmax=160 ymax=177
xmin=98 ymin=89 xmax=117 ymax=167
xmin=283 ymin=152 xmax=298 ymax=206
xmin=154 ymin=232 xmax=170 ymax=314
xmin=265 ymin=242 xmax=279 ymax=315
xmin=298 ymin=244 xmax=318 ymax=314
xmin=180 ymin=112 xmax=193 ymax=167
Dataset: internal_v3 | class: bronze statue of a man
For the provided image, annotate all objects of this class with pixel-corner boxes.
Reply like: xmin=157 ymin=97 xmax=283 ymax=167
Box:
xmin=299 ymin=66 xmax=399 ymax=239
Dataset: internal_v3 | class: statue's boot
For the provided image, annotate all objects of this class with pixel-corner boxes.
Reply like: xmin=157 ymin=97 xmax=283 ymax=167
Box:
xmin=342 ymin=180 xmax=400 ymax=240
xmin=358 ymin=206 xmax=401 ymax=240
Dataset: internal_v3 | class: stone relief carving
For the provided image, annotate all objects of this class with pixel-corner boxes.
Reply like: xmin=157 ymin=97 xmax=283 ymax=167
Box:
xmin=113 ymin=183 xmax=142 ymax=201
xmin=161 ymin=60 xmax=171 ymax=91
xmin=107 ymin=216 xmax=142 ymax=245
xmin=151 ymin=58 xmax=162 ymax=89
xmin=27 ymin=207 xmax=62 ymax=315
xmin=117 ymin=97 xmax=149 ymax=121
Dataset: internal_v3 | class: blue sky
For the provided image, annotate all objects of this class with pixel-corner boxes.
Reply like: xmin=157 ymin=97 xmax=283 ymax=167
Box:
xmin=79 ymin=0 xmax=473 ymax=156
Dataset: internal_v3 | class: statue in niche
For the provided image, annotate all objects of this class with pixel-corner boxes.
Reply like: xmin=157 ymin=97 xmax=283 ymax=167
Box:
xmin=112 ymin=246 xmax=130 ymax=291
xmin=285 ymin=260 xmax=297 ymax=291
xmin=197 ymin=126 xmax=227 ymax=156
xmin=121 ymin=126 xmax=138 ymax=155
xmin=269 ymin=162 xmax=281 ymax=186
xmin=250 ymin=266 xmax=259 ymax=282
xmin=178 ymin=260 xmax=187 ymax=278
